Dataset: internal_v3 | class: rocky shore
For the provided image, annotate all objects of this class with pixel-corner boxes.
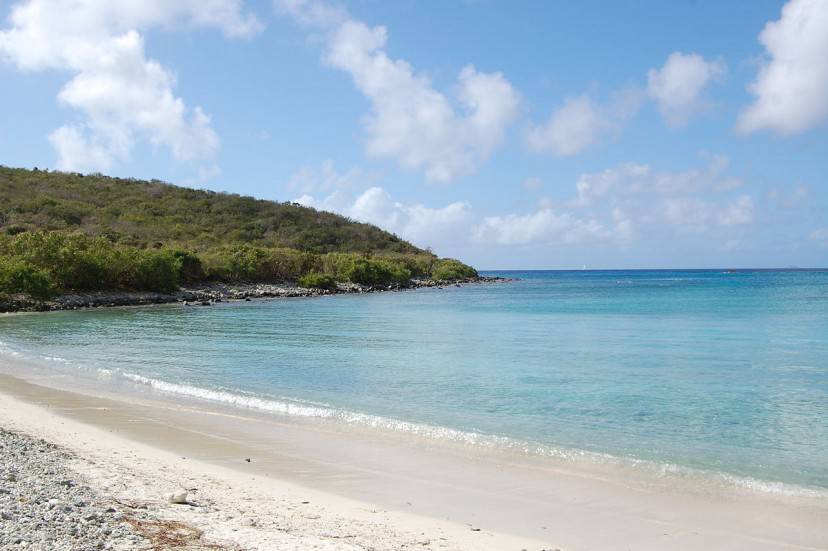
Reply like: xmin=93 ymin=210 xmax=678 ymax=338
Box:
xmin=0 ymin=276 xmax=512 ymax=314
xmin=1 ymin=428 xmax=172 ymax=550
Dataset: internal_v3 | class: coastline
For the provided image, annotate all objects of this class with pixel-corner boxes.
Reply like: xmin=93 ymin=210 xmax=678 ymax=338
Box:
xmin=0 ymin=276 xmax=509 ymax=314
xmin=1 ymin=366 xmax=827 ymax=550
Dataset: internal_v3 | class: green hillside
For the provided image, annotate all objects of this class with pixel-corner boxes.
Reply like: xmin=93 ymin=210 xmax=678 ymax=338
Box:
xmin=0 ymin=166 xmax=421 ymax=254
xmin=0 ymin=166 xmax=476 ymax=299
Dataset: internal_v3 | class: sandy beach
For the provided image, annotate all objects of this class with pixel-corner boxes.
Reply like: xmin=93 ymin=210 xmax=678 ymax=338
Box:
xmin=1 ymin=364 xmax=827 ymax=551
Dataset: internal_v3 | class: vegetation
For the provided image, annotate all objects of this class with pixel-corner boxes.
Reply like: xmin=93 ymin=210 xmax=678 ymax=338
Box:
xmin=0 ymin=258 xmax=54 ymax=300
xmin=0 ymin=166 xmax=421 ymax=253
xmin=297 ymin=272 xmax=337 ymax=290
xmin=431 ymin=259 xmax=479 ymax=281
xmin=0 ymin=166 xmax=477 ymax=299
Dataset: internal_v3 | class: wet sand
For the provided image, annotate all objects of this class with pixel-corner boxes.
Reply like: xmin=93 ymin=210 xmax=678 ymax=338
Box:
xmin=1 ymin=369 xmax=827 ymax=550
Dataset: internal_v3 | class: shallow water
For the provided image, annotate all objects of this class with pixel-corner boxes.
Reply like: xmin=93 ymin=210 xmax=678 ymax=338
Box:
xmin=1 ymin=270 xmax=827 ymax=494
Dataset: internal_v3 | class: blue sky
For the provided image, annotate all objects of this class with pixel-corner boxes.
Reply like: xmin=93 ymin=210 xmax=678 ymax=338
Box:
xmin=1 ymin=0 xmax=826 ymax=269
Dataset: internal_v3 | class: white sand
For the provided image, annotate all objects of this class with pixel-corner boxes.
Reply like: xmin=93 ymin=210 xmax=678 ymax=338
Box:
xmin=1 ymin=370 xmax=827 ymax=550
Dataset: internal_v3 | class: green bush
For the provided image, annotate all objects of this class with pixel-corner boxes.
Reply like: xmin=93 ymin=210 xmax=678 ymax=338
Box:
xmin=298 ymin=272 xmax=337 ymax=290
xmin=430 ymin=259 xmax=478 ymax=281
xmin=0 ymin=257 xmax=55 ymax=299
xmin=342 ymin=258 xmax=411 ymax=285
xmin=114 ymin=249 xmax=180 ymax=292
xmin=171 ymin=250 xmax=205 ymax=283
xmin=0 ymin=227 xmax=476 ymax=297
xmin=376 ymin=253 xmax=434 ymax=278
xmin=201 ymin=245 xmax=317 ymax=282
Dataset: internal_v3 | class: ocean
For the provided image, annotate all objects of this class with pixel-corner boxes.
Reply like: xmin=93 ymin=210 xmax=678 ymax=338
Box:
xmin=1 ymin=270 xmax=827 ymax=495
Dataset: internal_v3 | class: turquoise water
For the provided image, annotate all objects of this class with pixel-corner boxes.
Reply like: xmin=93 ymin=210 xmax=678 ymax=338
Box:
xmin=1 ymin=270 xmax=827 ymax=493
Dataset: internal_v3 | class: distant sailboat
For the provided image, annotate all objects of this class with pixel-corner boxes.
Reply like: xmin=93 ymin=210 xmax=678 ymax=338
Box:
xmin=582 ymin=264 xmax=587 ymax=271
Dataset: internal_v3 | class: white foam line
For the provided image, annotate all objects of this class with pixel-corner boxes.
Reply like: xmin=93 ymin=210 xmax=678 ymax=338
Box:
xmin=117 ymin=371 xmax=828 ymax=500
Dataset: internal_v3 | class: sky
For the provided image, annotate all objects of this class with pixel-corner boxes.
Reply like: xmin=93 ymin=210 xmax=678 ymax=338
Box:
xmin=0 ymin=0 xmax=827 ymax=269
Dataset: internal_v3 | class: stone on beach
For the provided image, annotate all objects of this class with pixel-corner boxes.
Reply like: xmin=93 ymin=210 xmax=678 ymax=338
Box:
xmin=165 ymin=489 xmax=190 ymax=504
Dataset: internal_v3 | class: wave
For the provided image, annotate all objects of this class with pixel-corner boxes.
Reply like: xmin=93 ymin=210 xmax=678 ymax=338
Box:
xmin=0 ymin=340 xmax=23 ymax=358
xmin=118 ymin=371 xmax=828 ymax=500
xmin=3 ymin=341 xmax=826 ymax=501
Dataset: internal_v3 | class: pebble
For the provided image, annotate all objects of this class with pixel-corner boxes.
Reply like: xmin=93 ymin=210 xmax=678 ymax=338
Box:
xmin=0 ymin=428 xmax=147 ymax=550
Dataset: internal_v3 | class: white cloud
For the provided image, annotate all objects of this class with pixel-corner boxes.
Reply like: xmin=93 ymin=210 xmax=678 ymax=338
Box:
xmin=570 ymin=154 xmax=737 ymax=207
xmin=736 ymin=0 xmax=828 ymax=136
xmin=475 ymin=209 xmax=612 ymax=246
xmin=562 ymin=156 xmax=755 ymax=236
xmin=526 ymin=96 xmax=614 ymax=156
xmin=663 ymin=197 xmax=713 ymax=228
xmin=286 ymin=159 xmax=365 ymax=193
xmin=612 ymin=208 xmax=634 ymax=241
xmin=718 ymin=195 xmax=754 ymax=226
xmin=571 ymin=162 xmax=650 ymax=207
xmin=295 ymin=154 xmax=756 ymax=254
xmin=0 ymin=0 xmax=261 ymax=171
xmin=526 ymin=89 xmax=642 ymax=156
xmin=47 ymin=125 xmax=113 ymax=173
xmin=277 ymin=1 xmax=520 ymax=182
xmin=662 ymin=194 xmax=754 ymax=229
xmin=647 ymin=52 xmax=725 ymax=127
xmin=296 ymin=187 xmax=473 ymax=250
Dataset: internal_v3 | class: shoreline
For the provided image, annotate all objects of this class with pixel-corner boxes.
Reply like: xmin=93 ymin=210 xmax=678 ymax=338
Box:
xmin=0 ymin=276 xmax=510 ymax=314
xmin=1 ymin=367 xmax=827 ymax=550
xmin=0 ymin=372 xmax=550 ymax=551
xmin=16 ymin=349 xmax=828 ymax=502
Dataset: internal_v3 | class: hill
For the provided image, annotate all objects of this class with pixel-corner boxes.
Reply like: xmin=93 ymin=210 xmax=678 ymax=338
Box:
xmin=0 ymin=166 xmax=477 ymax=301
xmin=0 ymin=166 xmax=421 ymax=254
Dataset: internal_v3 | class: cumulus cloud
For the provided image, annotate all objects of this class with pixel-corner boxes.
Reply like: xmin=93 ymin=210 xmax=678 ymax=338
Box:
xmin=718 ymin=195 xmax=755 ymax=226
xmin=570 ymin=154 xmax=738 ymax=207
xmin=571 ymin=162 xmax=650 ymax=207
xmin=298 ymin=184 xmax=621 ymax=249
xmin=294 ymin=154 xmax=756 ymax=253
xmin=276 ymin=0 xmax=520 ymax=182
xmin=662 ymin=195 xmax=753 ymax=229
xmin=475 ymin=209 xmax=613 ymax=246
xmin=286 ymin=159 xmax=366 ymax=193
xmin=647 ymin=52 xmax=725 ymax=127
xmin=296 ymin=187 xmax=473 ymax=250
xmin=526 ymin=88 xmax=642 ymax=156
xmin=736 ymin=0 xmax=828 ymax=136
xmin=562 ymin=156 xmax=755 ymax=239
xmin=47 ymin=125 xmax=114 ymax=173
xmin=0 ymin=0 xmax=262 ymax=171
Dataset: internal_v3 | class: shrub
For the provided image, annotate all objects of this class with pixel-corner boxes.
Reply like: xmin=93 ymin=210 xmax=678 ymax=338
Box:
xmin=201 ymin=246 xmax=318 ymax=282
xmin=431 ymin=259 xmax=478 ymax=281
xmin=4 ymin=225 xmax=27 ymax=236
xmin=0 ymin=257 xmax=55 ymax=299
xmin=298 ymin=272 xmax=337 ymax=290
xmin=3 ymin=231 xmax=115 ymax=290
xmin=171 ymin=250 xmax=205 ymax=283
xmin=342 ymin=257 xmax=411 ymax=285
xmin=115 ymin=249 xmax=180 ymax=292
xmin=376 ymin=253 xmax=434 ymax=278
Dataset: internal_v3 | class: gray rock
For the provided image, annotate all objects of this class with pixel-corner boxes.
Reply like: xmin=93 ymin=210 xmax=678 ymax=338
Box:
xmin=0 ymin=428 xmax=149 ymax=549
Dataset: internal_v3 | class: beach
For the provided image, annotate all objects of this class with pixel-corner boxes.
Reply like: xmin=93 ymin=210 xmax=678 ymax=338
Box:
xmin=1 ymin=367 xmax=826 ymax=550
